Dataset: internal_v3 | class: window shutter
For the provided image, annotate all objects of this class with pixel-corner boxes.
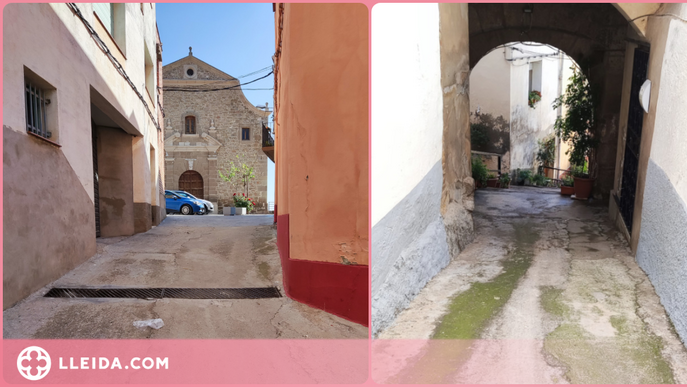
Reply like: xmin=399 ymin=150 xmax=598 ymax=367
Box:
xmin=93 ymin=3 xmax=114 ymax=34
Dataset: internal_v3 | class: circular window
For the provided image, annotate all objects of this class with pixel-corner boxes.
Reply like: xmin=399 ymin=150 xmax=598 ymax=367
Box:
xmin=186 ymin=68 xmax=195 ymax=77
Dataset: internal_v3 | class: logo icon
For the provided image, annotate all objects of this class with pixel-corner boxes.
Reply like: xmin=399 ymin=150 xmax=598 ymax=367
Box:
xmin=17 ymin=346 xmax=51 ymax=381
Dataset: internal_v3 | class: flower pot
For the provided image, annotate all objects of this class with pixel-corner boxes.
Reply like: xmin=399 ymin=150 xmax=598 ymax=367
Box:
xmin=487 ymin=178 xmax=499 ymax=188
xmin=572 ymin=177 xmax=595 ymax=200
xmin=225 ymin=207 xmax=247 ymax=216
xmin=560 ymin=185 xmax=575 ymax=196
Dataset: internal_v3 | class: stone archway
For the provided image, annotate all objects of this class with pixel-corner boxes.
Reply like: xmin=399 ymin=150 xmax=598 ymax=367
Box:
xmin=436 ymin=2 xmax=647 ymax=253
xmin=467 ymin=3 xmax=633 ymax=199
xmin=179 ymin=170 xmax=204 ymax=199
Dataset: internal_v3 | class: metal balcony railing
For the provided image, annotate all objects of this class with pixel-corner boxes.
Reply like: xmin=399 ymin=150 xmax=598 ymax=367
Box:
xmin=262 ymin=123 xmax=274 ymax=147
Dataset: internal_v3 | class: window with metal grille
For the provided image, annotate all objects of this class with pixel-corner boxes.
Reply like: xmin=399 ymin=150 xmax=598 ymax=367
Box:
xmin=241 ymin=128 xmax=250 ymax=141
xmin=25 ymin=80 xmax=51 ymax=139
xmin=185 ymin=116 xmax=196 ymax=134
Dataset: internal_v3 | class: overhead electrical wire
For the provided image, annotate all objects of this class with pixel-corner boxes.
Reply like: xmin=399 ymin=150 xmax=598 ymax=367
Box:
xmin=163 ymin=71 xmax=274 ymax=92
xmin=66 ymin=3 xmax=162 ymax=131
xmin=235 ymin=65 xmax=272 ymax=79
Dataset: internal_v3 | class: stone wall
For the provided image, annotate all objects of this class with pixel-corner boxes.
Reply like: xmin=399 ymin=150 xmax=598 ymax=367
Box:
xmin=371 ymin=3 xmax=470 ymax=336
xmin=163 ymin=58 xmax=268 ymax=212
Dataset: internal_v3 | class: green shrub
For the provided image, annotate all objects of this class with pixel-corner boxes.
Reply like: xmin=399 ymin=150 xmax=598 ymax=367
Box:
xmin=499 ymin=173 xmax=511 ymax=186
xmin=531 ymin=174 xmax=550 ymax=186
xmin=472 ymin=157 xmax=489 ymax=187
xmin=570 ymin=164 xmax=589 ymax=178
xmin=518 ymin=169 xmax=533 ymax=184
xmin=561 ymin=175 xmax=574 ymax=187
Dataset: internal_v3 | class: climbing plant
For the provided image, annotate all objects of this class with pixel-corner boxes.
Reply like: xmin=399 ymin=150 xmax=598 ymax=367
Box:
xmin=470 ymin=122 xmax=490 ymax=150
xmin=552 ymin=66 xmax=598 ymax=174
xmin=535 ymin=135 xmax=556 ymax=175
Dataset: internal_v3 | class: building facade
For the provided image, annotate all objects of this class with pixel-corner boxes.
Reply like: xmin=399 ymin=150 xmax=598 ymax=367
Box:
xmin=162 ymin=53 xmax=270 ymax=213
xmin=273 ymin=3 xmax=369 ymax=326
xmin=470 ymin=44 xmax=575 ymax=176
xmin=3 ymin=3 xmax=165 ymax=308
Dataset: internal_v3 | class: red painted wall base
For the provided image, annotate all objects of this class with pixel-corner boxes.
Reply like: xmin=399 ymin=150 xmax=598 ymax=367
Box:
xmin=277 ymin=214 xmax=369 ymax=327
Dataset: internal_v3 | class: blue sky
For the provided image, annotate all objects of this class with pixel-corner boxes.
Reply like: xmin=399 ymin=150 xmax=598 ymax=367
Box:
xmin=157 ymin=3 xmax=275 ymax=203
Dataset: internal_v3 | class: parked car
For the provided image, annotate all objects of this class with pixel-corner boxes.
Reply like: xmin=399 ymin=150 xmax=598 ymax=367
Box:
xmin=171 ymin=191 xmax=213 ymax=214
xmin=164 ymin=190 xmax=204 ymax=215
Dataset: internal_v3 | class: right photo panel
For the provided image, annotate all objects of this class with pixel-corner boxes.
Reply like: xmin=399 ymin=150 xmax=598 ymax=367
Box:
xmin=371 ymin=3 xmax=687 ymax=384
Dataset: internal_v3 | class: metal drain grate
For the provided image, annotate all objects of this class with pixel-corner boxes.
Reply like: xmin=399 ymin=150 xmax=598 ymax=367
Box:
xmin=44 ymin=287 xmax=282 ymax=299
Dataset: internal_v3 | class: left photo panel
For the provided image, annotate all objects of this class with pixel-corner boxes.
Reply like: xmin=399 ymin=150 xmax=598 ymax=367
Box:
xmin=3 ymin=1 xmax=368 ymax=345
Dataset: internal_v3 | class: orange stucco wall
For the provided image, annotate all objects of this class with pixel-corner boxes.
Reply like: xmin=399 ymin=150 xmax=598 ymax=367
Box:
xmin=274 ymin=3 xmax=369 ymax=265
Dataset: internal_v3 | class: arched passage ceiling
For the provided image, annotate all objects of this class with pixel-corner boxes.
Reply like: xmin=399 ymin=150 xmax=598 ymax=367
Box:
xmin=468 ymin=3 xmax=632 ymax=68
xmin=613 ymin=3 xmax=661 ymax=38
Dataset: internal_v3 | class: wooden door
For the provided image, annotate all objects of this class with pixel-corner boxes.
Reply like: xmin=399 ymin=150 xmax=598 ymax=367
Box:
xmin=178 ymin=170 xmax=204 ymax=199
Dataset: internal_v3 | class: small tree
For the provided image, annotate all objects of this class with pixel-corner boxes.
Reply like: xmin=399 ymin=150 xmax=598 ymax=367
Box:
xmin=219 ymin=153 xmax=256 ymax=197
xmin=552 ymin=66 xmax=598 ymax=177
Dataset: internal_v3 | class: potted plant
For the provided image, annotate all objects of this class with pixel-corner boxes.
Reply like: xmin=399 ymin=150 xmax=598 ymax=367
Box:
xmin=553 ymin=66 xmax=598 ymax=200
xmin=498 ymin=173 xmax=511 ymax=188
xmin=472 ymin=157 xmax=489 ymax=188
xmin=531 ymin=173 xmax=550 ymax=187
xmin=528 ymin=90 xmax=542 ymax=108
xmin=570 ymin=164 xmax=594 ymax=200
xmin=228 ymin=193 xmax=255 ymax=215
xmin=486 ymin=172 xmax=499 ymax=188
xmin=560 ymin=175 xmax=575 ymax=195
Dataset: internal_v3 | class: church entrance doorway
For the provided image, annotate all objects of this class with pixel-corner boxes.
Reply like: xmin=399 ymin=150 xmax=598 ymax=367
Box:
xmin=179 ymin=170 xmax=204 ymax=199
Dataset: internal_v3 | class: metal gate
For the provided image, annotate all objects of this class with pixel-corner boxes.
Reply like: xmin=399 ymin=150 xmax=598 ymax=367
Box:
xmin=618 ymin=47 xmax=649 ymax=233
xmin=91 ymin=122 xmax=101 ymax=237
xmin=179 ymin=170 xmax=204 ymax=199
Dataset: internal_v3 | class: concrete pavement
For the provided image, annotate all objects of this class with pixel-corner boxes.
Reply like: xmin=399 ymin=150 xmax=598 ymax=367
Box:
xmin=375 ymin=186 xmax=687 ymax=384
xmin=3 ymin=214 xmax=367 ymax=339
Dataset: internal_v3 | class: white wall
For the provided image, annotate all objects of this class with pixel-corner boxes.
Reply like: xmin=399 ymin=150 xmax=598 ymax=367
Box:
xmin=470 ymin=48 xmax=511 ymax=120
xmin=371 ymin=3 xmax=443 ymax=227
xmin=509 ymin=46 xmax=571 ymax=171
xmin=2 ymin=3 xmax=161 ymax=203
xmin=469 ymin=43 xmax=575 ymax=173
xmin=635 ymin=3 xmax=687 ymax=345
xmin=371 ymin=3 xmax=451 ymax=336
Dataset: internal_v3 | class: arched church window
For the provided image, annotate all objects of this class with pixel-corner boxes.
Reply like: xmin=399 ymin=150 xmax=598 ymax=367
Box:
xmin=185 ymin=116 xmax=196 ymax=134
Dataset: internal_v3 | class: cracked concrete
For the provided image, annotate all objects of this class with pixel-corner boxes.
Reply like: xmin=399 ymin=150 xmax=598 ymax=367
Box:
xmin=374 ymin=186 xmax=687 ymax=384
xmin=3 ymin=214 xmax=367 ymax=339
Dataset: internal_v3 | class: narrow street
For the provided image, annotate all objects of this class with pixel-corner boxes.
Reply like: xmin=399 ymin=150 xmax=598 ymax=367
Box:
xmin=375 ymin=186 xmax=687 ymax=384
xmin=3 ymin=215 xmax=366 ymax=339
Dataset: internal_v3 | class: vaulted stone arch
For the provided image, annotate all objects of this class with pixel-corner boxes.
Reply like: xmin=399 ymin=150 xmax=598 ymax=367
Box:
xmin=460 ymin=3 xmax=644 ymax=200
xmin=468 ymin=3 xmax=630 ymax=69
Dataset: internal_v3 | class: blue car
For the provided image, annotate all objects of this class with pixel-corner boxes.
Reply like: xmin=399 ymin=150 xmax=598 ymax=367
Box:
xmin=171 ymin=190 xmax=214 ymax=214
xmin=165 ymin=190 xmax=205 ymax=215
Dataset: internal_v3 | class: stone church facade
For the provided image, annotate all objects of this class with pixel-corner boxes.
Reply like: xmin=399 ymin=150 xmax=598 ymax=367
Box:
xmin=162 ymin=51 xmax=270 ymax=212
